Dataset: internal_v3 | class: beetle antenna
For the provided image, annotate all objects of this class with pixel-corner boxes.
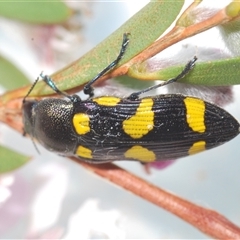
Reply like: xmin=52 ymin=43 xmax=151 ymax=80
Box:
xmin=22 ymin=76 xmax=40 ymax=103
xmin=31 ymin=137 xmax=40 ymax=154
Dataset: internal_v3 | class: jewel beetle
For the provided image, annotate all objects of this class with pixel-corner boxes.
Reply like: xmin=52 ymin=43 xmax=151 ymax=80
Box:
xmin=22 ymin=33 xmax=240 ymax=163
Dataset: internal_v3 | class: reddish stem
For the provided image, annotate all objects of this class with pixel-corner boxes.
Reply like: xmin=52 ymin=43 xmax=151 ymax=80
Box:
xmin=73 ymin=159 xmax=240 ymax=239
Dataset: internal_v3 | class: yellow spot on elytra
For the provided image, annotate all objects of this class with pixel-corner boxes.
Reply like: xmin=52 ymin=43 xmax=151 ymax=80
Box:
xmin=124 ymin=145 xmax=156 ymax=162
xmin=73 ymin=113 xmax=90 ymax=135
xmin=93 ymin=96 xmax=121 ymax=106
xmin=123 ymin=98 xmax=154 ymax=139
xmin=184 ymin=97 xmax=206 ymax=133
xmin=76 ymin=145 xmax=92 ymax=159
xmin=188 ymin=141 xmax=206 ymax=155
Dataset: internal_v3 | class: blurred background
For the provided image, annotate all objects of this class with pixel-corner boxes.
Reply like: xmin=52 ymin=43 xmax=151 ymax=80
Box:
xmin=0 ymin=0 xmax=240 ymax=238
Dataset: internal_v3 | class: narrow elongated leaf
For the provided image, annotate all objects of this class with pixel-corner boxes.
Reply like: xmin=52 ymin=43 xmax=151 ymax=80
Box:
xmin=28 ymin=0 xmax=184 ymax=96
xmin=0 ymin=56 xmax=30 ymax=90
xmin=128 ymin=57 xmax=240 ymax=86
xmin=0 ymin=1 xmax=71 ymax=24
xmin=0 ymin=145 xmax=30 ymax=173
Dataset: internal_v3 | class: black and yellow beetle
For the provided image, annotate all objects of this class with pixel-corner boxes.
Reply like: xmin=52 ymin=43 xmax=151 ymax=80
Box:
xmin=22 ymin=34 xmax=240 ymax=163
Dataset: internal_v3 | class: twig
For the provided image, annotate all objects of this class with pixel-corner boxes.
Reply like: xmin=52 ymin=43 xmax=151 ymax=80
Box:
xmin=73 ymin=159 xmax=240 ymax=239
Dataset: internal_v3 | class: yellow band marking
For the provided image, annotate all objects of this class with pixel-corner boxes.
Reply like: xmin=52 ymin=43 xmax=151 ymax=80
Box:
xmin=123 ymin=98 xmax=154 ymax=139
xmin=73 ymin=113 xmax=90 ymax=135
xmin=184 ymin=97 xmax=206 ymax=133
xmin=124 ymin=145 xmax=156 ymax=162
xmin=93 ymin=96 xmax=121 ymax=106
xmin=76 ymin=145 xmax=92 ymax=159
xmin=188 ymin=141 xmax=206 ymax=155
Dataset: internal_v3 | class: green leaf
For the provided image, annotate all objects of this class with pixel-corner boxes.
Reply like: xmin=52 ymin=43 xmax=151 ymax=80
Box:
xmin=0 ymin=55 xmax=30 ymax=90
xmin=0 ymin=145 xmax=31 ymax=173
xmin=115 ymin=75 xmax=153 ymax=90
xmin=129 ymin=57 xmax=240 ymax=86
xmin=180 ymin=57 xmax=240 ymax=86
xmin=0 ymin=1 xmax=71 ymax=24
xmin=28 ymin=0 xmax=184 ymax=96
